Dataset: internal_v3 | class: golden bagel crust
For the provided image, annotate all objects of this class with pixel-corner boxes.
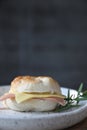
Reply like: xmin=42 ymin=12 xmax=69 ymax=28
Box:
xmin=10 ymin=76 xmax=36 ymax=92
xmin=10 ymin=76 xmax=61 ymax=94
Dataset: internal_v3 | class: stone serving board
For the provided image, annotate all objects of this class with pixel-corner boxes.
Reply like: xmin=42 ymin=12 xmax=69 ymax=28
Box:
xmin=0 ymin=86 xmax=87 ymax=130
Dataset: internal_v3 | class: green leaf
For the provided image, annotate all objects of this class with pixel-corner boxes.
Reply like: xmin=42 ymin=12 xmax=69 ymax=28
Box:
xmin=54 ymin=104 xmax=80 ymax=112
xmin=78 ymin=97 xmax=87 ymax=100
xmin=82 ymin=90 xmax=87 ymax=97
xmin=67 ymin=89 xmax=70 ymax=104
xmin=76 ymin=83 xmax=83 ymax=104
xmin=53 ymin=83 xmax=87 ymax=113
xmin=77 ymin=83 xmax=83 ymax=96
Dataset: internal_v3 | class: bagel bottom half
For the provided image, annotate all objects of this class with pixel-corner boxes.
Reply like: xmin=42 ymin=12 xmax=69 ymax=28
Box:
xmin=4 ymin=99 xmax=57 ymax=112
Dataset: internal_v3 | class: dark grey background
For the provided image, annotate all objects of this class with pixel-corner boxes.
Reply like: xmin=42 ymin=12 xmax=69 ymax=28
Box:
xmin=0 ymin=0 xmax=87 ymax=90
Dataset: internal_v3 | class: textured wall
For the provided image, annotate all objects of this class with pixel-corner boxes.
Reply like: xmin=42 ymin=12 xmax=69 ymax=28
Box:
xmin=0 ymin=0 xmax=87 ymax=89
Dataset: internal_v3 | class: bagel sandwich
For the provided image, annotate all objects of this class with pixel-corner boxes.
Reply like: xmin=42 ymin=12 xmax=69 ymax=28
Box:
xmin=0 ymin=76 xmax=66 ymax=111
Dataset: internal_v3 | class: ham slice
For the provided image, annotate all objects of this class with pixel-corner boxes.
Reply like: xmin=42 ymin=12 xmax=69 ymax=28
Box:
xmin=44 ymin=97 xmax=66 ymax=106
xmin=0 ymin=93 xmax=15 ymax=110
xmin=0 ymin=93 xmax=65 ymax=106
xmin=32 ymin=97 xmax=66 ymax=106
xmin=0 ymin=93 xmax=15 ymax=101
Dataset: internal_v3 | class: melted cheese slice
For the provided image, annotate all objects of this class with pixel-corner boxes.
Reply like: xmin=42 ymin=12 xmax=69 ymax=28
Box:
xmin=15 ymin=92 xmax=65 ymax=103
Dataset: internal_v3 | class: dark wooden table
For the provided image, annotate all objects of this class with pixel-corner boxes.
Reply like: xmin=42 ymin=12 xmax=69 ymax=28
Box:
xmin=63 ymin=117 xmax=87 ymax=130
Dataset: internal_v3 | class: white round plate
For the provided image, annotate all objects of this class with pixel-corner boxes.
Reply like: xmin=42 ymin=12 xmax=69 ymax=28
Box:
xmin=0 ymin=86 xmax=87 ymax=130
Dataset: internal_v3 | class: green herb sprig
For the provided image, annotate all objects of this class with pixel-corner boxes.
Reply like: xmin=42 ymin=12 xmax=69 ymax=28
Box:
xmin=55 ymin=83 xmax=87 ymax=112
